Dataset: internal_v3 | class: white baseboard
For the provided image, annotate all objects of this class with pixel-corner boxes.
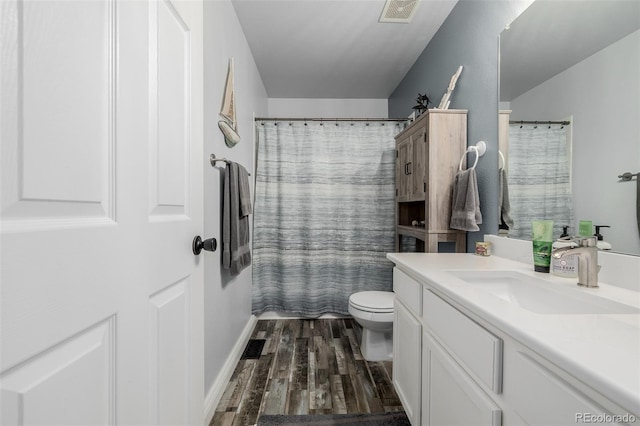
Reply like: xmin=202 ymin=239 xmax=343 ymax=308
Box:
xmin=204 ymin=315 xmax=258 ymax=425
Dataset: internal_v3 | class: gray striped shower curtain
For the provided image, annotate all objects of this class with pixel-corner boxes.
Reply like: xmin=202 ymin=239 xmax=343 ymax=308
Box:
xmin=507 ymin=123 xmax=575 ymax=239
xmin=252 ymin=121 xmax=399 ymax=316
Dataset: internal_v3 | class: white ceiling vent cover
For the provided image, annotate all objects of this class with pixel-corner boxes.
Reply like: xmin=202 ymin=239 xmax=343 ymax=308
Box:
xmin=379 ymin=0 xmax=419 ymax=23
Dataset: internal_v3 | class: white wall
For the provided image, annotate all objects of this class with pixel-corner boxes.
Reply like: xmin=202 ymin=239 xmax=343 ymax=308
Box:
xmin=510 ymin=30 xmax=640 ymax=255
xmin=203 ymin=0 xmax=267 ymax=407
xmin=268 ymin=98 xmax=388 ymax=118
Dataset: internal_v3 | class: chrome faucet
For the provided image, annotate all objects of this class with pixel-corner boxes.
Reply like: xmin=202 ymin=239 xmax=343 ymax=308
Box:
xmin=552 ymin=236 xmax=600 ymax=288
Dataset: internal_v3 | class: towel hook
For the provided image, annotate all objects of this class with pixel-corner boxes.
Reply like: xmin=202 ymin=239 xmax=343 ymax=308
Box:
xmin=459 ymin=141 xmax=486 ymax=171
xmin=498 ymin=150 xmax=505 ymax=169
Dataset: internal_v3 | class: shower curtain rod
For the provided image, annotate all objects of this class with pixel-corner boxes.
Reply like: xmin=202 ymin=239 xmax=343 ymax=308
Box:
xmin=509 ymin=120 xmax=571 ymax=125
xmin=255 ymin=117 xmax=408 ymax=122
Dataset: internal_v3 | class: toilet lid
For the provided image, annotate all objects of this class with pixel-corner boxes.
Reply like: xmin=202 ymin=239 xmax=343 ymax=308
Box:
xmin=349 ymin=291 xmax=394 ymax=313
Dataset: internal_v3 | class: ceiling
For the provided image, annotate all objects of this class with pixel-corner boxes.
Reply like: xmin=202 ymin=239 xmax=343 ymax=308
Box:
xmin=231 ymin=0 xmax=459 ymax=99
xmin=500 ymin=0 xmax=640 ymax=101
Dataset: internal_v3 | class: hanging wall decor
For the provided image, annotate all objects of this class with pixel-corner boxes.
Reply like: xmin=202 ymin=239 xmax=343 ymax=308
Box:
xmin=219 ymin=58 xmax=240 ymax=147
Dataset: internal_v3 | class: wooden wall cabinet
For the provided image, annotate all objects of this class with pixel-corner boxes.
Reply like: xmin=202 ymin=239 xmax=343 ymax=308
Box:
xmin=395 ymin=109 xmax=468 ymax=253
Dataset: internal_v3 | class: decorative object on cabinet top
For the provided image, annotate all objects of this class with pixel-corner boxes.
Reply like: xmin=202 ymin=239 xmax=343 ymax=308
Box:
xmin=412 ymin=93 xmax=431 ymax=116
xmin=437 ymin=65 xmax=463 ymax=110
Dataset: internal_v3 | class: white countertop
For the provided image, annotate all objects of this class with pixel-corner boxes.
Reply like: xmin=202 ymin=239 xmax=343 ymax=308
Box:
xmin=387 ymin=253 xmax=640 ymax=416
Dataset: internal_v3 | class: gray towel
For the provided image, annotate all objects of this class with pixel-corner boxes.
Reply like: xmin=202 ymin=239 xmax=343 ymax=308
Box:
xmin=238 ymin=164 xmax=252 ymax=217
xmin=450 ymin=168 xmax=482 ymax=232
xmin=499 ymin=167 xmax=514 ymax=229
xmin=222 ymin=162 xmax=252 ymax=275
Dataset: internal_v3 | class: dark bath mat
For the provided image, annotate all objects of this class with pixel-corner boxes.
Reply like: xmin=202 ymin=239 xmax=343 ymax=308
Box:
xmin=240 ymin=339 xmax=266 ymax=359
xmin=257 ymin=412 xmax=411 ymax=425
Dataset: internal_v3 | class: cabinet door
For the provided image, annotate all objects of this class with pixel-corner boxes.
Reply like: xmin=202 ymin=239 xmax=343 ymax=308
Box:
xmin=410 ymin=126 xmax=426 ymax=199
xmin=506 ymin=351 xmax=626 ymax=426
xmin=422 ymin=332 xmax=502 ymax=426
xmin=393 ymin=300 xmax=422 ymax=425
xmin=397 ymin=138 xmax=413 ymax=201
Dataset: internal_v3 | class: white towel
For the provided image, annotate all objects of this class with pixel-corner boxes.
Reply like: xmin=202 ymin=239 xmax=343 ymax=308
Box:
xmin=450 ymin=168 xmax=482 ymax=232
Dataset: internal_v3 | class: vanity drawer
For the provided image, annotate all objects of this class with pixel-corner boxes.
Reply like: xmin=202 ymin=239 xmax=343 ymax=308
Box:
xmin=422 ymin=289 xmax=503 ymax=393
xmin=393 ymin=268 xmax=422 ymax=316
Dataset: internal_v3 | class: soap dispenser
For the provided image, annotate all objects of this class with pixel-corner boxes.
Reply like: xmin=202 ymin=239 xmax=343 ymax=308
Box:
xmin=594 ymin=225 xmax=612 ymax=250
xmin=551 ymin=226 xmax=578 ymax=278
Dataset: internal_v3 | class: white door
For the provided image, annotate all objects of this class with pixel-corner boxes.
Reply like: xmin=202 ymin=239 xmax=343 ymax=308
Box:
xmin=0 ymin=1 xmax=204 ymax=425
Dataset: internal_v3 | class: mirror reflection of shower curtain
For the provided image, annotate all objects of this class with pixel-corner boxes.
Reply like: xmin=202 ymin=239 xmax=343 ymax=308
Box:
xmin=507 ymin=124 xmax=574 ymax=240
xmin=252 ymin=121 xmax=399 ymax=316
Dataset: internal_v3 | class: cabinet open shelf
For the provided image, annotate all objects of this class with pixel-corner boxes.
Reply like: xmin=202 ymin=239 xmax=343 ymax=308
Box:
xmin=397 ymin=225 xmax=426 ymax=240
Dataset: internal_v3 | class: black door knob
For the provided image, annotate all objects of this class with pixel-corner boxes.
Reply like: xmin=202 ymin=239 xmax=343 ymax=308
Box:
xmin=192 ymin=236 xmax=217 ymax=255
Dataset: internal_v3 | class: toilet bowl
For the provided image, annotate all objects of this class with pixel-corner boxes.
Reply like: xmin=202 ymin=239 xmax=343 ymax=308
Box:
xmin=348 ymin=291 xmax=394 ymax=361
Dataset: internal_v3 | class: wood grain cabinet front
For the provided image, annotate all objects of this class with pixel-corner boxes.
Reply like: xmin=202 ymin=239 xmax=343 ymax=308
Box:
xmin=394 ymin=110 xmax=467 ymax=253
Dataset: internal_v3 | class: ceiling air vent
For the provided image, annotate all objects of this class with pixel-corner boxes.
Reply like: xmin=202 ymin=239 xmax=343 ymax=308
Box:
xmin=379 ymin=0 xmax=419 ymax=23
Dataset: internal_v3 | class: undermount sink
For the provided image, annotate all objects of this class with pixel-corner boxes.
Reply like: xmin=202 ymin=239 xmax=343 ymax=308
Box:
xmin=448 ymin=270 xmax=639 ymax=315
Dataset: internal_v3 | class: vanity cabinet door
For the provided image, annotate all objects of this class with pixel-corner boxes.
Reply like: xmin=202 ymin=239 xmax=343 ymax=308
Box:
xmin=505 ymin=351 xmax=626 ymax=426
xmin=423 ymin=331 xmax=502 ymax=426
xmin=393 ymin=299 xmax=422 ymax=425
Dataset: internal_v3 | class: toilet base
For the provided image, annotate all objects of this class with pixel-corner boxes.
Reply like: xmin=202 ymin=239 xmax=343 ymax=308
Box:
xmin=360 ymin=327 xmax=393 ymax=361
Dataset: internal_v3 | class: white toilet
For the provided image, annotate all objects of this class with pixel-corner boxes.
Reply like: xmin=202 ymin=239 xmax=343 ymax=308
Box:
xmin=348 ymin=291 xmax=395 ymax=361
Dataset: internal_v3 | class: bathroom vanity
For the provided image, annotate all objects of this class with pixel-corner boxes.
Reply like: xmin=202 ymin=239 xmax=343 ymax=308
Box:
xmin=388 ymin=252 xmax=640 ymax=426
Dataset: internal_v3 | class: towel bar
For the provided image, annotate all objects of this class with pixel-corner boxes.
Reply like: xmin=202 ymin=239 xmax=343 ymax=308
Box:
xmin=210 ymin=154 xmax=251 ymax=175
xmin=618 ymin=171 xmax=639 ymax=181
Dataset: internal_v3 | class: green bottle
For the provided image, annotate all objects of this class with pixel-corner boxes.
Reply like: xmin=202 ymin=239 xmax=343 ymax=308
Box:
xmin=578 ymin=220 xmax=593 ymax=237
xmin=532 ymin=220 xmax=554 ymax=273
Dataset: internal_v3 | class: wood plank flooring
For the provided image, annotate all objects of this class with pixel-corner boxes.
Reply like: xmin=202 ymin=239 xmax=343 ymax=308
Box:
xmin=210 ymin=319 xmax=404 ymax=426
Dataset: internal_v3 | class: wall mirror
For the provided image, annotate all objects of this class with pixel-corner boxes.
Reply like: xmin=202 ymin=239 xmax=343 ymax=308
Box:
xmin=498 ymin=0 xmax=640 ymax=255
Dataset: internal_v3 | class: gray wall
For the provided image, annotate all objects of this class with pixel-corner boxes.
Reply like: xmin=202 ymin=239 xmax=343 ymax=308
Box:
xmin=389 ymin=0 xmax=531 ymax=251
xmin=203 ymin=0 xmax=268 ymax=400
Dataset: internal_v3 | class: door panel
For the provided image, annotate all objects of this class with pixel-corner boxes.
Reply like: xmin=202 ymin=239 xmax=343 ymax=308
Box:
xmin=1 ymin=317 xmax=116 ymax=425
xmin=1 ymin=0 xmax=115 ymax=227
xmin=149 ymin=0 xmax=190 ymax=218
xmin=149 ymin=278 xmax=190 ymax=425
